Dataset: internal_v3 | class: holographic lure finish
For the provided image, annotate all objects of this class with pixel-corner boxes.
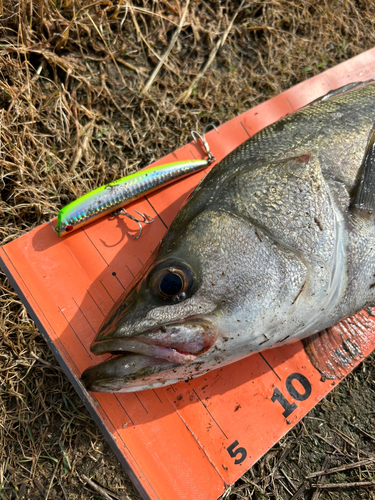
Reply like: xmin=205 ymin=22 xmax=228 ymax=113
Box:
xmin=56 ymin=159 xmax=209 ymax=236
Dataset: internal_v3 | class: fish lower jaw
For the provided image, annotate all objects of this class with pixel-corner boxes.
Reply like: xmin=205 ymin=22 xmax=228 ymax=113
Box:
xmin=81 ymin=353 xmax=176 ymax=392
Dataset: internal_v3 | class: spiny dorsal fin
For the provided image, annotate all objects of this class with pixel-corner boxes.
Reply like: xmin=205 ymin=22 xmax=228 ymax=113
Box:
xmin=306 ymin=78 xmax=375 ymax=107
xmin=351 ymin=124 xmax=375 ymax=212
xmin=302 ymin=310 xmax=375 ymax=380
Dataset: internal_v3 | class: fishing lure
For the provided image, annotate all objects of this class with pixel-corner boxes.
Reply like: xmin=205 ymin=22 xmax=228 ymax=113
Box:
xmin=56 ymin=124 xmax=218 ymax=238
xmin=56 ymin=159 xmax=210 ymax=237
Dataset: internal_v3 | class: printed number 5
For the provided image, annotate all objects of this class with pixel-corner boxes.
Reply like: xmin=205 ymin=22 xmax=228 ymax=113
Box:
xmin=227 ymin=440 xmax=247 ymax=464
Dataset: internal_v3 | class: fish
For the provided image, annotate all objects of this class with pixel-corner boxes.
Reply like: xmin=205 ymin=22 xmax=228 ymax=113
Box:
xmin=55 ymin=159 xmax=209 ymax=237
xmin=82 ymin=80 xmax=375 ymax=392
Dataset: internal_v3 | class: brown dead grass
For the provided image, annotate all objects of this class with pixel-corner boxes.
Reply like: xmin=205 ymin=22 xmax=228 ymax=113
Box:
xmin=1 ymin=1 xmax=375 ymax=499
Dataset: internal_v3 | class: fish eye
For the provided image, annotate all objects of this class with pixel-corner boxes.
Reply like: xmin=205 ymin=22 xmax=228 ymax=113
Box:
xmin=149 ymin=261 xmax=195 ymax=301
xmin=160 ymin=273 xmax=183 ymax=296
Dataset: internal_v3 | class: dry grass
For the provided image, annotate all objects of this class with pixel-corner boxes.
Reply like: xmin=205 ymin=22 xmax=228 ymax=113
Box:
xmin=1 ymin=0 xmax=375 ymax=498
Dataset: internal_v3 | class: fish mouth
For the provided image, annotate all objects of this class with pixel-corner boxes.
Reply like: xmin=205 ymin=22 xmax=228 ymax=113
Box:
xmin=81 ymin=354 xmax=175 ymax=392
xmin=82 ymin=318 xmax=217 ymax=392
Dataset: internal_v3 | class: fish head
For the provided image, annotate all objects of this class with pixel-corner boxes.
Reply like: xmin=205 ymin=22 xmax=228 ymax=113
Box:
xmin=82 ymin=208 xmax=229 ymax=392
xmin=81 ymin=82 xmax=375 ymax=391
xmin=82 ymin=154 xmax=337 ymax=392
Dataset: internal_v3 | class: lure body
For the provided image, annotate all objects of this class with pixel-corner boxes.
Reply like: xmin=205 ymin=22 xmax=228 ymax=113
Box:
xmin=56 ymin=159 xmax=209 ymax=236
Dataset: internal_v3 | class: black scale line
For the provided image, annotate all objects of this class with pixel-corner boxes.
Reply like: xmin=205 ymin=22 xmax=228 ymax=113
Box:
xmin=144 ymin=196 xmax=168 ymax=230
xmin=285 ymin=95 xmax=296 ymax=113
xmin=112 ymin=271 xmax=126 ymax=291
xmin=82 ymin=228 xmax=109 ymax=266
xmin=100 ymin=280 xmax=115 ymax=303
xmin=193 ymin=389 xmax=228 ymax=440
xmin=240 ymin=120 xmax=251 ymax=138
xmin=323 ymin=76 xmax=333 ymax=92
xmin=58 ymin=306 xmax=93 ymax=359
xmin=259 ymin=352 xmax=281 ymax=381
xmin=135 ymin=393 xmax=149 ymax=414
xmin=86 ymin=289 xmax=105 ymax=317
xmin=126 ymin=264 xmax=135 ymax=279
xmin=138 ymin=257 xmax=144 ymax=267
xmin=153 ymin=389 xmax=163 ymax=404
xmin=72 ymin=297 xmax=97 ymax=334
xmin=189 ymin=149 xmax=197 ymax=160
xmin=114 ymin=394 xmax=134 ymax=425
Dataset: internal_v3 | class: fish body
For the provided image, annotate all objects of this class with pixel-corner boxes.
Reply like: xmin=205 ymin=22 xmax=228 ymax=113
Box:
xmin=82 ymin=82 xmax=375 ymax=392
xmin=56 ymin=159 xmax=209 ymax=236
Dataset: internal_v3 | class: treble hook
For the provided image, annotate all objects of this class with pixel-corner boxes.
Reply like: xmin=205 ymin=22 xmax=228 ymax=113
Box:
xmin=191 ymin=122 xmax=219 ymax=163
xmin=114 ymin=208 xmax=154 ymax=240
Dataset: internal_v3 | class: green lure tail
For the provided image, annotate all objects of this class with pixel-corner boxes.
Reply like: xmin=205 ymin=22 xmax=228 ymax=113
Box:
xmin=56 ymin=159 xmax=209 ymax=237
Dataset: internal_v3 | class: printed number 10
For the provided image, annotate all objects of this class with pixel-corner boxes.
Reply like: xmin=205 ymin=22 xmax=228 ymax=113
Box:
xmin=271 ymin=372 xmax=312 ymax=417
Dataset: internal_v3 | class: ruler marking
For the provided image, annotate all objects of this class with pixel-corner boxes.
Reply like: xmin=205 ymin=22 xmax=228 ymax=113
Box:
xmin=259 ymin=352 xmax=281 ymax=381
xmin=145 ymin=196 xmax=168 ymax=230
xmin=87 ymin=289 xmax=105 ymax=316
xmin=99 ymin=280 xmax=115 ymax=303
xmin=114 ymin=394 xmax=134 ymax=425
xmin=193 ymin=390 xmax=228 ymax=440
xmin=285 ymin=95 xmax=296 ymax=113
xmin=82 ymin=228 xmax=109 ymax=266
xmin=125 ymin=264 xmax=135 ymax=279
xmin=72 ymin=297 xmax=97 ymax=334
xmin=58 ymin=306 xmax=93 ymax=358
xmin=240 ymin=120 xmax=251 ymax=138
xmin=323 ymin=75 xmax=333 ymax=91
xmin=112 ymin=271 xmax=126 ymax=291
xmin=153 ymin=389 xmax=163 ymax=404
xmin=135 ymin=393 xmax=149 ymax=414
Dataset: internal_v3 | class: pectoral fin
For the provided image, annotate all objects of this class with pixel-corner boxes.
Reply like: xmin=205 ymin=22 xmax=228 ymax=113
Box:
xmin=302 ymin=310 xmax=375 ymax=380
xmin=351 ymin=125 xmax=375 ymax=212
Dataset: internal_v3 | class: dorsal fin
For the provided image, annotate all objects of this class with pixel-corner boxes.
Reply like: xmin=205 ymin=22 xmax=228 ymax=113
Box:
xmin=306 ymin=79 xmax=375 ymax=107
xmin=302 ymin=309 xmax=375 ymax=380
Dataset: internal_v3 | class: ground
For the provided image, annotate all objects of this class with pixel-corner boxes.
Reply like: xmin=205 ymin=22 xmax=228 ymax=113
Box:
xmin=1 ymin=1 xmax=375 ymax=499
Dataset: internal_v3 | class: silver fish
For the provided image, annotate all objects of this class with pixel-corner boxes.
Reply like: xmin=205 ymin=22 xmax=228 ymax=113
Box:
xmin=82 ymin=81 xmax=375 ymax=392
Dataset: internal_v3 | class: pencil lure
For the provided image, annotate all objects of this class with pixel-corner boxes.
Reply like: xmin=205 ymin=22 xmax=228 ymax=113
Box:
xmin=55 ymin=159 xmax=209 ymax=237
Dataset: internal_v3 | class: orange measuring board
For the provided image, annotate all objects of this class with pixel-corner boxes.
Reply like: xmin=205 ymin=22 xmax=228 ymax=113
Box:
xmin=2 ymin=48 xmax=375 ymax=500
